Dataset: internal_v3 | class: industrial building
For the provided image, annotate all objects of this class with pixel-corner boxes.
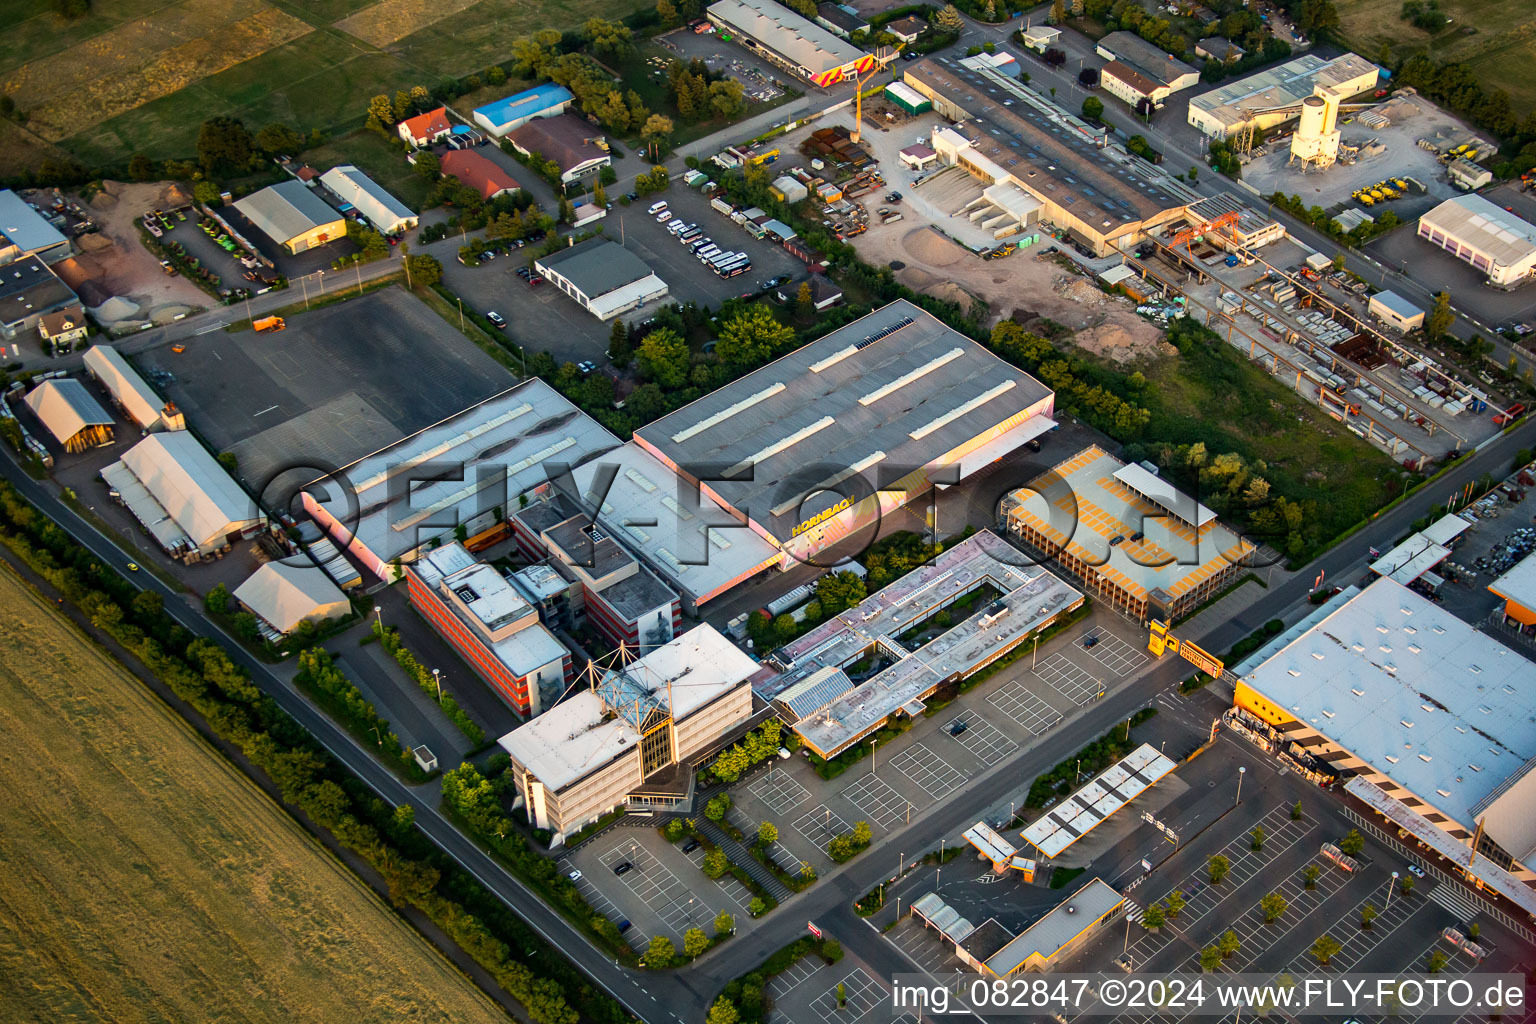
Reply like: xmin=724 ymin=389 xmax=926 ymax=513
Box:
xmin=397 ymin=106 xmax=452 ymax=148
xmin=884 ymin=81 xmax=932 ymax=116
xmin=102 ymin=431 xmax=266 ymax=559
xmin=472 ymin=83 xmax=575 ymax=137
xmin=532 ymin=237 xmax=669 ymax=320
xmin=1367 ymin=289 xmax=1425 ymax=332
xmin=912 ymin=878 xmax=1124 ymax=975
xmin=24 ymin=378 xmax=114 ymax=453
xmin=1094 ymin=31 xmax=1200 ymax=108
xmin=506 ymin=114 xmax=611 ymax=183
xmin=234 ymin=180 xmax=345 ymax=254
xmin=1187 ymin=52 xmax=1379 ymax=139
xmin=440 ymin=150 xmax=521 ymax=200
xmin=903 ymin=58 xmax=1195 ymax=254
xmin=1416 ymin=194 xmax=1536 ymax=288
xmin=407 ymin=542 xmax=571 ymax=717
xmin=1288 ymin=87 xmax=1344 ymax=171
xmin=500 ymin=624 xmax=758 ymax=841
xmin=511 ymin=490 xmax=681 ymax=651
xmin=815 ymin=2 xmax=869 ymax=38
xmin=761 ymin=530 xmax=1083 ymax=758
xmin=0 ymin=255 xmax=78 ymax=339
xmin=1366 ymin=512 xmax=1469 ymax=588
xmin=1019 ymin=24 xmax=1060 ymax=53
xmin=1232 ymin=577 xmax=1536 ymax=907
xmin=82 ymin=345 xmax=185 ymax=432
xmin=1001 ymin=446 xmax=1252 ymax=623
xmin=233 ymin=561 xmax=350 ymax=637
xmin=301 ymin=381 xmax=621 ymax=580
xmin=1488 ymin=556 xmax=1536 ymax=632
xmin=1447 ymin=158 xmax=1492 ymax=192
xmin=1195 ymin=37 xmax=1245 ymax=63
xmin=319 ymin=165 xmax=418 ymax=235
xmin=0 ymin=189 xmax=71 ymax=265
xmin=706 ymin=0 xmax=874 ymax=87
xmin=634 ymin=299 xmax=1057 ymax=568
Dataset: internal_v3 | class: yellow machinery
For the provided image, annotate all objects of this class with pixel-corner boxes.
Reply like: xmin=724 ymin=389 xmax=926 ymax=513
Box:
xmin=849 ymin=43 xmax=904 ymax=145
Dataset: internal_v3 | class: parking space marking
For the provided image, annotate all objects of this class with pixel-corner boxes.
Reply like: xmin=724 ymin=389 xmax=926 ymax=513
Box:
xmin=1083 ymin=631 xmax=1148 ymax=675
xmin=943 ymin=714 xmax=1017 ymax=765
xmin=841 ymin=774 xmax=916 ymax=831
xmin=1034 ymin=652 xmax=1105 ymax=705
xmin=890 ymin=743 xmax=967 ymax=798
xmin=748 ymin=770 xmax=811 ymax=815
xmin=778 ymin=955 xmax=829 ymax=989
xmin=683 ymin=846 xmax=753 ymax=911
xmin=816 ymin=967 xmax=882 ymax=1022
xmin=888 ymin=921 xmax=965 ymax=977
xmin=558 ymin=857 xmax=649 ymax=950
xmin=987 ymin=679 xmax=1063 ymax=734
xmin=793 ymin=804 xmax=851 ymax=846
xmin=600 ymin=839 xmax=714 ymax=938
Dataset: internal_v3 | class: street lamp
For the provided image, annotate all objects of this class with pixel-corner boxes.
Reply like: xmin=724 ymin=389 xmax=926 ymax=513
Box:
xmin=1385 ymin=870 xmax=1400 ymax=911
xmin=1235 ymin=766 xmax=1247 ymax=806
xmin=432 ymin=667 xmax=442 ymax=703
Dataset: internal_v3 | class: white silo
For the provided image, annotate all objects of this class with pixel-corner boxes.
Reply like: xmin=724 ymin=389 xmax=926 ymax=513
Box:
xmin=1289 ymin=86 xmax=1342 ymax=170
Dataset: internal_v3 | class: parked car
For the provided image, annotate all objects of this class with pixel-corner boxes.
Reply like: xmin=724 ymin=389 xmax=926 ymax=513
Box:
xmin=625 ymin=192 xmax=640 ymax=202
xmin=568 ymin=869 xmax=582 ymax=882
xmin=656 ymin=210 xmax=673 ymax=223
xmin=1025 ymin=438 xmax=1042 ymax=453
xmin=614 ymin=861 xmax=633 ymax=875
xmin=648 ymin=201 xmax=668 ymax=214
xmin=762 ymin=275 xmax=789 ymax=288
xmin=577 ymin=360 xmax=598 ymax=374
xmin=486 ymin=311 xmax=507 ymax=329
xmin=681 ymin=838 xmax=701 ymax=853
xmin=1083 ymin=635 xmax=1100 ymax=648
xmin=1407 ymin=863 xmax=1426 ymax=879
xmin=617 ymin=920 xmax=632 ymax=933
xmin=949 ymin=720 xmax=968 ymax=736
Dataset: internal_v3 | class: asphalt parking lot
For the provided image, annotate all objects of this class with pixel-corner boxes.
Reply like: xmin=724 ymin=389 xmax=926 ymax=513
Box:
xmin=654 ymin=31 xmax=790 ymax=104
xmin=136 ymin=286 xmax=514 ymax=488
xmin=440 ymin=187 xmax=804 ymax=365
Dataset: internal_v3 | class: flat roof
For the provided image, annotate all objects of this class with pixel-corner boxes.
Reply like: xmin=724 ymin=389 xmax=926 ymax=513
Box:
xmin=1189 ymin=52 xmax=1378 ymax=130
xmin=500 ymin=624 xmax=755 ymax=790
xmin=1021 ymin=742 xmax=1175 ymax=857
xmin=0 ymin=255 xmax=74 ymax=326
xmin=964 ymin=822 xmax=1017 ymax=864
xmin=767 ymin=530 xmax=1082 ymax=755
xmin=1002 ymin=446 xmax=1251 ymax=605
xmin=1488 ymin=554 xmax=1536 ymax=612
xmin=983 ymin=879 xmax=1123 ymax=975
xmin=708 ymin=0 xmax=864 ymax=74
xmin=1369 ymin=515 xmax=1467 ymax=585
xmin=445 ymin=562 xmax=535 ymax=634
xmin=1097 ymin=30 xmax=1197 ymax=87
xmin=306 ymin=381 xmax=620 ymax=567
xmin=0 ymin=189 xmax=68 ymax=253
xmin=83 ymin=345 xmax=170 ymax=428
xmin=1369 ymin=289 xmax=1423 ymax=321
xmin=635 ymin=300 xmax=1054 ymax=545
xmin=1242 ymin=577 xmax=1536 ymax=848
xmin=109 ymin=431 xmax=262 ymax=550
xmin=319 ymin=165 xmax=415 ymax=226
xmin=905 ymin=59 xmax=1193 ymax=224
xmin=911 ymin=892 xmax=976 ymax=943
xmin=536 ymin=237 xmax=658 ymax=297
xmin=24 ymin=378 xmax=112 ymax=444
xmin=234 ymin=180 xmax=342 ymax=244
xmin=1420 ymin=194 xmax=1536 ymax=272
xmin=474 ymin=83 xmax=574 ymax=128
xmin=568 ymin=441 xmax=783 ymax=605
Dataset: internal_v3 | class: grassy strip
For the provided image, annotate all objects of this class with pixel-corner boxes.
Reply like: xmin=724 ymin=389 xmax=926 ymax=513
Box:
xmin=292 ymin=646 xmax=431 ymax=782
xmin=1022 ymin=708 xmax=1159 ymax=812
xmin=1049 ymin=865 xmax=1087 ymax=890
xmin=709 ymin=936 xmax=845 ymax=1024
xmin=374 ymin=622 xmax=486 ymax=745
xmin=854 ymin=844 xmax=962 ymax=916
xmin=749 ymin=843 xmax=815 ymax=892
xmin=221 ymin=272 xmax=400 ymax=330
xmin=423 ymin=282 xmax=527 ymax=376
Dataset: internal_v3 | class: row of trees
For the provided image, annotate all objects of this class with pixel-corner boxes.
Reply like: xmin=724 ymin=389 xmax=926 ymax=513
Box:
xmin=666 ymin=59 xmax=747 ymax=124
xmin=709 ymin=719 xmax=785 ymax=782
xmin=827 ymin=820 xmax=873 ymax=862
xmin=374 ymin=622 xmax=485 ymax=743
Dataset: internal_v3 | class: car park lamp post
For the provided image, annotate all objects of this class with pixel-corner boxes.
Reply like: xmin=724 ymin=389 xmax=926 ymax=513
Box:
xmin=432 ymin=668 xmax=442 ymax=703
xmin=1235 ymin=766 xmax=1246 ymax=806
xmin=1385 ymin=871 xmax=1400 ymax=912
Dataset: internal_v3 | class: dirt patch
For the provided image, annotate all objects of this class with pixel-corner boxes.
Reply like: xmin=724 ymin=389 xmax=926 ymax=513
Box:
xmin=901 ymin=226 xmax=969 ymax=268
xmin=1076 ymin=322 xmax=1178 ymax=363
xmin=334 ymin=0 xmax=483 ymax=47
xmin=66 ymin=181 xmax=212 ymax=317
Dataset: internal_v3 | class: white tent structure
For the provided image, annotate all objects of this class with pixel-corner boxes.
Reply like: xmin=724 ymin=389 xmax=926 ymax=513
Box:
xmin=234 ymin=561 xmax=349 ymax=635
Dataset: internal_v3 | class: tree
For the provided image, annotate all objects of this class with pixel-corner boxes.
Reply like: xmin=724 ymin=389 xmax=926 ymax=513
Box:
xmin=795 ymin=280 xmax=815 ymax=318
xmin=1164 ymin=890 xmax=1186 ymax=919
xmin=748 ymin=896 xmax=766 ymax=916
xmin=645 ymin=934 xmax=676 ymax=967
xmin=1217 ymin=929 xmax=1240 ymax=958
xmin=772 ymin=613 xmax=797 ymax=644
xmin=703 ymin=849 xmax=729 ymax=878
xmin=704 ymin=793 xmax=731 ymax=820
xmin=683 ymin=927 xmax=710 ymax=957
xmin=1141 ymin=902 xmax=1165 ymax=929
xmin=1425 ymin=291 xmax=1452 ymax=339
xmin=366 ymin=93 xmax=395 ymax=130
xmin=205 ymin=582 xmax=231 ymax=616
xmin=1310 ymin=934 xmax=1342 ymax=965
xmin=1207 ymin=854 xmax=1230 ymax=884
xmin=708 ymin=79 xmax=746 ymax=119
xmin=706 ymin=997 xmax=740 ymax=1024
xmin=757 ymin=820 xmax=779 ymax=846
xmin=1251 ymin=825 xmax=1266 ymax=851
xmin=1303 ymin=864 xmax=1320 ymax=890
xmin=196 ymin=116 xmax=253 ymax=172
xmin=255 ymin=121 xmax=303 ymax=156
xmin=717 ymin=303 xmax=794 ymax=368
xmin=128 ymin=153 xmax=155 ymax=181
xmin=608 ymin=319 xmax=633 ymax=367
xmin=657 ymin=0 xmax=678 ymax=23
xmin=1291 ymin=800 xmax=1304 ymax=820
xmin=1081 ymin=96 xmax=1104 ymax=121
xmin=852 ymin=820 xmax=872 ymax=845
xmin=406 ymin=254 xmax=442 ymax=287
xmin=1199 ymin=944 xmax=1223 ymax=971
xmin=642 ymin=113 xmax=674 ymax=161
xmin=193 ymin=180 xmax=221 ymax=206
xmin=1049 ymin=0 xmax=1066 ymax=21
xmin=821 ymin=937 xmax=842 ymax=962
xmin=1338 ymin=829 xmax=1364 ymax=857
xmin=664 ymin=818 xmax=687 ymax=842
xmin=1360 ymin=902 xmax=1377 ymax=929
xmin=714 ymin=910 xmax=735 ymax=936
xmin=636 ymin=327 xmax=690 ymax=389
xmin=583 ymin=17 xmax=636 ymax=61
xmin=1399 ymin=875 xmax=1414 ymax=896
xmin=1260 ymin=891 xmax=1288 ymax=924
xmin=1426 ymin=948 xmax=1447 ymax=973
xmin=934 ymin=3 xmax=965 ymax=31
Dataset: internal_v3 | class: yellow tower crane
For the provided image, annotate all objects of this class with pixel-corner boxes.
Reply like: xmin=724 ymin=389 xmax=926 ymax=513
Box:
xmin=849 ymin=43 xmax=905 ymax=145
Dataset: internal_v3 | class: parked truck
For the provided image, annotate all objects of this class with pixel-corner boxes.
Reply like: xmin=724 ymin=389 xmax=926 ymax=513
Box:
xmin=253 ymin=316 xmax=286 ymax=333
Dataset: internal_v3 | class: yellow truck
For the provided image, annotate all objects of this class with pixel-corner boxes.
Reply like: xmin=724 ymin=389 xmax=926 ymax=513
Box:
xmin=253 ymin=316 xmax=286 ymax=333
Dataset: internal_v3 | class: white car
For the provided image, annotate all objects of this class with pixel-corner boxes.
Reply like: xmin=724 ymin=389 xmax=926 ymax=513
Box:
xmin=567 ymin=869 xmax=582 ymax=882
xmin=1407 ymin=863 xmax=1426 ymax=879
xmin=656 ymin=211 xmax=673 ymax=223
xmin=647 ymin=201 xmax=668 ymax=215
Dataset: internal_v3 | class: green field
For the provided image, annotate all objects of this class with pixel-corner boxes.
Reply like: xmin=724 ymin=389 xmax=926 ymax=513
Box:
xmin=1338 ymin=0 xmax=1536 ymax=114
xmin=305 ymin=128 xmax=434 ymax=207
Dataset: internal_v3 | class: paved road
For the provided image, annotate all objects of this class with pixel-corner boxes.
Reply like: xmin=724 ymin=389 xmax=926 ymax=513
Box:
xmin=7 ymin=410 xmax=1534 ymax=1022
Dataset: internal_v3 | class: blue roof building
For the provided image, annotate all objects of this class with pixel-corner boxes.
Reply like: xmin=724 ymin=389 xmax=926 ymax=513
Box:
xmin=0 ymin=190 xmax=70 ymax=265
xmin=472 ymin=83 xmax=575 ymax=137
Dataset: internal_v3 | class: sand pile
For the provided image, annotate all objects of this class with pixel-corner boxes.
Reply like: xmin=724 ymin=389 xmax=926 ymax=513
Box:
xmin=1055 ymin=276 xmax=1107 ymax=307
xmin=149 ymin=304 xmax=193 ymax=325
xmin=89 ymin=191 xmax=117 ymax=210
xmin=1075 ymin=320 xmax=1176 ymax=363
xmin=76 ymin=232 xmax=114 ymax=253
xmin=92 ymin=295 xmax=139 ymax=321
xmin=926 ymin=281 xmax=974 ymax=309
xmin=902 ymin=226 xmax=968 ymax=267
xmin=896 ymin=266 xmax=940 ymax=291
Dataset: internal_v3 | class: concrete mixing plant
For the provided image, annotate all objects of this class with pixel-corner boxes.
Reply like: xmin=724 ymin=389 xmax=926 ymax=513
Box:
xmin=1289 ymin=85 xmax=1342 ymax=171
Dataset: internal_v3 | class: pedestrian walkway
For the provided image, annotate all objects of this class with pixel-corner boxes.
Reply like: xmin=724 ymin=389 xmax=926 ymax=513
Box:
xmin=696 ymin=818 xmax=792 ymax=903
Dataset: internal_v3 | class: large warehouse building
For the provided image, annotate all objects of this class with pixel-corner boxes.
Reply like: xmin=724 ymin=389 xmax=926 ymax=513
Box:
xmin=533 ymin=237 xmax=669 ymax=320
xmin=903 ymin=58 xmax=1195 ymax=254
xmin=1093 ymin=30 xmax=1199 ymax=109
xmin=472 ymin=83 xmax=574 ymax=137
xmin=1001 ymin=446 xmax=1252 ymax=623
xmin=1416 ymin=194 xmax=1536 ymax=288
xmin=1187 ymin=52 xmax=1379 ymax=139
xmin=234 ymin=180 xmax=345 ymax=254
xmin=102 ymin=431 xmax=266 ymax=559
xmin=82 ymin=345 xmax=185 ymax=433
xmin=633 ymin=299 xmax=1057 ymax=568
xmin=1232 ymin=578 xmax=1536 ymax=911
xmin=319 ymin=165 xmax=418 ymax=236
xmin=707 ymin=0 xmax=875 ymax=87
xmin=24 ymin=378 xmax=114 ymax=453
xmin=500 ymin=624 xmax=758 ymax=841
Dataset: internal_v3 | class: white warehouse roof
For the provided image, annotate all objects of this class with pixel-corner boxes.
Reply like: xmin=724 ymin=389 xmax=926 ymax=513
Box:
xmin=708 ymin=0 xmax=864 ymax=76
xmin=234 ymin=561 xmax=349 ymax=634
xmin=24 ymin=378 xmax=112 ymax=445
xmin=106 ymin=431 xmax=263 ymax=551
xmin=1419 ymin=194 xmax=1536 ymax=275
xmin=319 ymin=165 xmax=417 ymax=232
xmin=83 ymin=345 xmax=177 ymax=431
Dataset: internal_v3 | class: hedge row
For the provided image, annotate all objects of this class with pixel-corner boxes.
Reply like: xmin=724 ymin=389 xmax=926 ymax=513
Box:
xmin=375 ymin=622 xmax=486 ymax=745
